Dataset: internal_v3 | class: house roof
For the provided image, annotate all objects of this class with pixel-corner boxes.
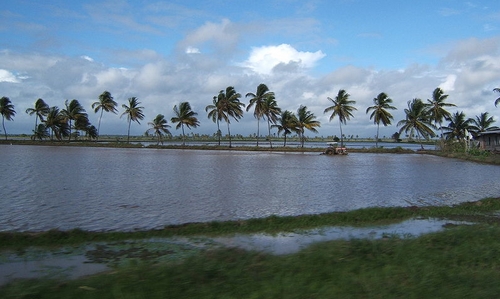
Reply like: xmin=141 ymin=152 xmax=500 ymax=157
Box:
xmin=477 ymin=129 xmax=500 ymax=136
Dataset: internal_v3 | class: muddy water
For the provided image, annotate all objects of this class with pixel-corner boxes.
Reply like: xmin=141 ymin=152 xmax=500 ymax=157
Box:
xmin=0 ymin=145 xmax=499 ymax=232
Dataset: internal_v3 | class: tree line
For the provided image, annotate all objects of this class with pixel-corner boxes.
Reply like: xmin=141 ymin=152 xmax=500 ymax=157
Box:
xmin=1 ymin=84 xmax=499 ymax=148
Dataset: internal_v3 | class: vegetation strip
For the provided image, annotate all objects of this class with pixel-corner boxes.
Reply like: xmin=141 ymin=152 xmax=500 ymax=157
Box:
xmin=2 ymin=198 xmax=500 ymax=298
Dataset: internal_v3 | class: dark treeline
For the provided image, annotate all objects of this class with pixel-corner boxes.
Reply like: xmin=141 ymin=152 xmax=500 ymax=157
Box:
xmin=1 ymin=85 xmax=499 ymax=148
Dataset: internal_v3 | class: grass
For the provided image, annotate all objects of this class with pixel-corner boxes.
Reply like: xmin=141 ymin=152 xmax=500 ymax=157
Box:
xmin=2 ymin=198 xmax=500 ymax=298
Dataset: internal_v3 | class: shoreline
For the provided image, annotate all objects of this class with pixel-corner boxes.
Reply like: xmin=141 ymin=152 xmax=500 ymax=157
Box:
xmin=1 ymin=197 xmax=499 ymax=248
xmin=1 ymin=139 xmax=499 ymax=164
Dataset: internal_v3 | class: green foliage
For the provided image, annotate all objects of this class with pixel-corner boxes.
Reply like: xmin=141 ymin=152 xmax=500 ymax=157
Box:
xmin=467 ymin=148 xmax=491 ymax=157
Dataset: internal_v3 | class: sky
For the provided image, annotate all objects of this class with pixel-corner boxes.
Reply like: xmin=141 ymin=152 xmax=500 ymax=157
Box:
xmin=1 ymin=0 xmax=500 ymax=139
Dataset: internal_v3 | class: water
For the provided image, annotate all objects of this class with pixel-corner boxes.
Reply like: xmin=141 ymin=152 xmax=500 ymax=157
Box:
xmin=0 ymin=218 xmax=467 ymax=285
xmin=0 ymin=144 xmax=499 ymax=232
xmin=215 ymin=218 xmax=470 ymax=255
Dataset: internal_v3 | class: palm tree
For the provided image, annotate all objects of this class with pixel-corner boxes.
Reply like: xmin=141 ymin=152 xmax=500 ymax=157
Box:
xmin=146 ymin=114 xmax=171 ymax=145
xmin=219 ymin=87 xmax=245 ymax=147
xmin=206 ymin=86 xmax=245 ymax=147
xmin=92 ymin=91 xmax=118 ymax=139
xmin=494 ymin=88 xmax=500 ymax=107
xmin=121 ymin=97 xmax=145 ymax=143
xmin=84 ymin=125 xmax=98 ymax=141
xmin=206 ymin=96 xmax=224 ymax=145
xmin=296 ymin=105 xmax=321 ymax=148
xmin=272 ymin=110 xmax=299 ymax=146
xmin=246 ymin=83 xmax=274 ymax=146
xmin=45 ymin=106 xmax=69 ymax=141
xmin=442 ymin=111 xmax=472 ymax=141
xmin=31 ymin=124 xmax=49 ymax=141
xmin=61 ymin=99 xmax=88 ymax=142
xmin=171 ymin=102 xmax=200 ymax=146
xmin=262 ymin=95 xmax=281 ymax=148
xmin=468 ymin=112 xmax=497 ymax=138
xmin=366 ymin=92 xmax=397 ymax=147
xmin=324 ymin=89 xmax=357 ymax=147
xmin=397 ymin=98 xmax=436 ymax=149
xmin=426 ymin=87 xmax=456 ymax=139
xmin=25 ymin=98 xmax=50 ymax=133
xmin=0 ymin=96 xmax=16 ymax=140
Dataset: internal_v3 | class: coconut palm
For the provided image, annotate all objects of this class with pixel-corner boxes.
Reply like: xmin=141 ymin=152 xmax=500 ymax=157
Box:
xmin=426 ymin=87 xmax=456 ymax=139
xmin=84 ymin=125 xmax=98 ymax=141
xmin=0 ymin=96 xmax=16 ymax=140
xmin=206 ymin=96 xmax=224 ymax=145
xmin=272 ymin=110 xmax=299 ymax=146
xmin=442 ymin=111 xmax=472 ymax=141
xmin=494 ymin=88 xmax=500 ymax=107
xmin=262 ymin=95 xmax=281 ymax=148
xmin=246 ymin=83 xmax=274 ymax=146
xmin=397 ymin=98 xmax=436 ymax=149
xmin=468 ymin=112 xmax=497 ymax=137
xmin=92 ymin=91 xmax=118 ymax=139
xmin=296 ymin=105 xmax=321 ymax=148
xmin=31 ymin=124 xmax=49 ymax=141
xmin=121 ymin=97 xmax=145 ymax=143
xmin=218 ymin=87 xmax=245 ymax=147
xmin=324 ymin=89 xmax=357 ymax=147
xmin=146 ymin=114 xmax=171 ymax=145
xmin=61 ymin=99 xmax=88 ymax=142
xmin=207 ymin=86 xmax=245 ymax=147
xmin=366 ymin=92 xmax=397 ymax=147
xmin=171 ymin=101 xmax=200 ymax=146
xmin=45 ymin=106 xmax=69 ymax=141
xmin=25 ymin=98 xmax=50 ymax=133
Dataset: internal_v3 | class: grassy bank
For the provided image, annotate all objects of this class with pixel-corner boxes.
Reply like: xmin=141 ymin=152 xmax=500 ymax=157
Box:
xmin=2 ymin=198 xmax=500 ymax=298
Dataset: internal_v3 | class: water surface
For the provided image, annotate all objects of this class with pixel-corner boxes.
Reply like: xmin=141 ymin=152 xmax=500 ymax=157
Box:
xmin=0 ymin=145 xmax=498 ymax=232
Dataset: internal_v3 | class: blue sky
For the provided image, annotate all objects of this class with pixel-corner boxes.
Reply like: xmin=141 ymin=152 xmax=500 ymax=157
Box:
xmin=1 ymin=0 xmax=500 ymax=138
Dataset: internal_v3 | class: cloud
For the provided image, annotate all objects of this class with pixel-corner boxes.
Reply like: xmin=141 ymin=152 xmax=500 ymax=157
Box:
xmin=0 ymin=69 xmax=21 ymax=83
xmin=185 ymin=46 xmax=201 ymax=54
xmin=241 ymin=44 xmax=325 ymax=75
xmin=179 ymin=19 xmax=239 ymax=54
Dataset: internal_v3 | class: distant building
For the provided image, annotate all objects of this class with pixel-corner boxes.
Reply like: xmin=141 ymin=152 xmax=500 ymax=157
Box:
xmin=476 ymin=130 xmax=500 ymax=152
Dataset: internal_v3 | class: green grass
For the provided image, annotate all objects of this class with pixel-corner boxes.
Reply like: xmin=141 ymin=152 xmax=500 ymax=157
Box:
xmin=2 ymin=224 xmax=500 ymax=298
xmin=2 ymin=198 xmax=500 ymax=298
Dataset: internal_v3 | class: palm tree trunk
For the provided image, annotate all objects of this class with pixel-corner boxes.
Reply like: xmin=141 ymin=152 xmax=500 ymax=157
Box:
xmin=127 ymin=119 xmax=131 ymax=143
xmin=417 ymin=132 xmax=424 ymax=150
xmin=376 ymin=123 xmax=380 ymax=148
xmin=68 ymin=120 xmax=72 ymax=142
xmin=300 ymin=130 xmax=305 ymax=148
xmin=97 ymin=109 xmax=104 ymax=141
xmin=2 ymin=116 xmax=6 ymax=140
xmin=227 ymin=122 xmax=232 ymax=148
xmin=256 ymin=118 xmax=260 ymax=147
xmin=181 ymin=124 xmax=186 ymax=146
xmin=339 ymin=121 xmax=344 ymax=148
xmin=284 ymin=133 xmax=287 ymax=147
xmin=267 ymin=119 xmax=272 ymax=148
xmin=216 ymin=119 xmax=221 ymax=146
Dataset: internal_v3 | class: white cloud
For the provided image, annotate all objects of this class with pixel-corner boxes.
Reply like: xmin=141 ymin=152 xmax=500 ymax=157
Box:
xmin=185 ymin=46 xmax=200 ymax=54
xmin=241 ymin=44 xmax=325 ymax=75
xmin=179 ymin=19 xmax=238 ymax=54
xmin=0 ymin=69 xmax=20 ymax=83
xmin=81 ymin=55 xmax=94 ymax=62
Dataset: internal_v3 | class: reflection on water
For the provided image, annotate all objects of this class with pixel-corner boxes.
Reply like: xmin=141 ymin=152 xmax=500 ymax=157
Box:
xmin=0 ymin=218 xmax=468 ymax=285
xmin=215 ymin=218 xmax=468 ymax=255
xmin=0 ymin=145 xmax=499 ymax=232
xmin=0 ymin=254 xmax=108 ymax=286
